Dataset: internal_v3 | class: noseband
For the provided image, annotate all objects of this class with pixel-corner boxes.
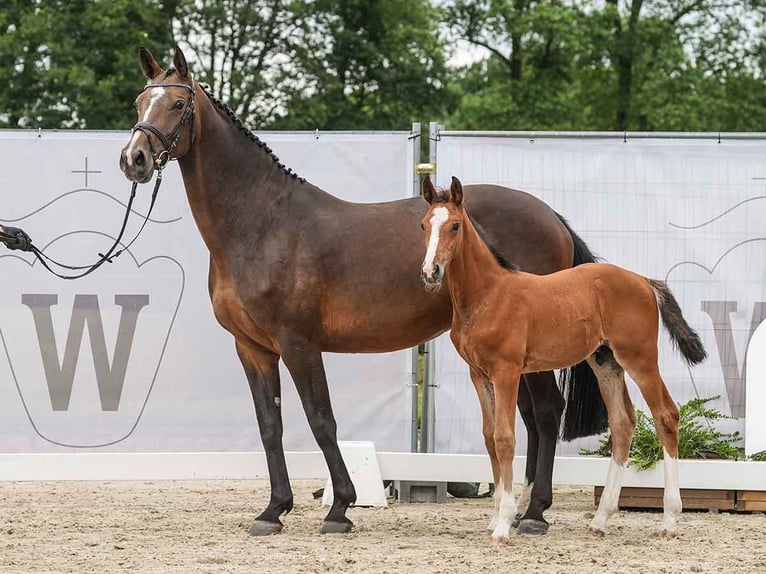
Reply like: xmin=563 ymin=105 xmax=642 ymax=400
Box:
xmin=132 ymin=82 xmax=196 ymax=168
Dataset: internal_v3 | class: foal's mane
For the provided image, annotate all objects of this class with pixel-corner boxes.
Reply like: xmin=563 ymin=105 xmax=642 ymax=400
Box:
xmin=194 ymin=80 xmax=305 ymax=183
xmin=431 ymin=188 xmax=518 ymax=272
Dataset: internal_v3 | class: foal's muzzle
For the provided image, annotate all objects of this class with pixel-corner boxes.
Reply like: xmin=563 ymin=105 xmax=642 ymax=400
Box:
xmin=421 ymin=263 xmax=443 ymax=293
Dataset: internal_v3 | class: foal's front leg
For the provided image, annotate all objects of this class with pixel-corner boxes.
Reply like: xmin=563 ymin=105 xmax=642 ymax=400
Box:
xmin=468 ymin=368 xmax=500 ymax=531
xmin=490 ymin=365 xmax=522 ymax=544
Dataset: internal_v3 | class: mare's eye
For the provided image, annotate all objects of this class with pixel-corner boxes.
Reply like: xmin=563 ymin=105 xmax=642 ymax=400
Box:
xmin=174 ymin=100 xmax=185 ymax=110
xmin=133 ymin=102 xmax=138 ymax=110
xmin=451 ymin=222 xmax=460 ymax=232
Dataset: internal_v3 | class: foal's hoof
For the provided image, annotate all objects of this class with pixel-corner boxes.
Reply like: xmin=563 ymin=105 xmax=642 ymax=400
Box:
xmin=661 ymin=529 xmax=677 ymax=540
xmin=321 ymin=519 xmax=354 ymax=534
xmin=248 ymin=520 xmax=284 ymax=536
xmin=511 ymin=514 xmax=522 ymax=529
xmin=491 ymin=535 xmax=510 ymax=546
xmin=587 ymin=525 xmax=605 ymax=538
xmin=517 ymin=519 xmax=549 ymax=536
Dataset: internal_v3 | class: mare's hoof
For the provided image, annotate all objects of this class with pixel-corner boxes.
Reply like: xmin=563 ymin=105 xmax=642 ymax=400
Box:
xmin=321 ymin=520 xmax=354 ymax=534
xmin=661 ymin=529 xmax=677 ymax=540
xmin=249 ymin=520 xmax=284 ymax=536
xmin=587 ymin=525 xmax=605 ymax=538
xmin=517 ymin=519 xmax=549 ymax=535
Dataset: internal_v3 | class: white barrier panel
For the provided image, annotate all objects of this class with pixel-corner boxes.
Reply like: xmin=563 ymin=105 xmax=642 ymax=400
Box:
xmin=434 ymin=133 xmax=766 ymax=456
xmin=746 ymin=321 xmax=766 ymax=456
xmin=0 ymin=130 xmax=415 ymax=455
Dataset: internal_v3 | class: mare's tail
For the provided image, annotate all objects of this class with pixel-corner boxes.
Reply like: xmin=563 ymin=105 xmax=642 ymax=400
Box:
xmin=554 ymin=212 xmax=610 ymax=441
xmin=647 ymin=279 xmax=707 ymax=366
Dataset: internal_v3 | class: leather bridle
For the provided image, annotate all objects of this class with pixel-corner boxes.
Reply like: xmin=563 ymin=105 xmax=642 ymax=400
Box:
xmin=131 ymin=82 xmax=196 ymax=168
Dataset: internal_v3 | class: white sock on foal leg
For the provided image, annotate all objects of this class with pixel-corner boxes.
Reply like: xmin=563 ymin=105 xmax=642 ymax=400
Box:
xmin=590 ymin=459 xmax=626 ymax=535
xmin=491 ymin=484 xmax=518 ymax=542
xmin=487 ymin=479 xmax=502 ymax=531
xmin=662 ymin=448 xmax=682 ymax=538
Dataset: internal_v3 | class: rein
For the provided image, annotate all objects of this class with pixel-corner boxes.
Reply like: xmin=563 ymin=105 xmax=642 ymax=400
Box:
xmin=9 ymin=81 xmax=196 ymax=280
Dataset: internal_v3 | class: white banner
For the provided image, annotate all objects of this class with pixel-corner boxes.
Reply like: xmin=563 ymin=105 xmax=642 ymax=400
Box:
xmin=0 ymin=130 xmax=415 ymax=453
xmin=433 ymin=134 xmax=766 ymax=455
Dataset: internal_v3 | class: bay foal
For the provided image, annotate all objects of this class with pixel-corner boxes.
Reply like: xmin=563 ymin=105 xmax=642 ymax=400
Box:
xmin=420 ymin=176 xmax=706 ymax=543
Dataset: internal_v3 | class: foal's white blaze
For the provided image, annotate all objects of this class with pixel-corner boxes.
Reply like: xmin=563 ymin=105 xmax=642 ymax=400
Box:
xmin=662 ymin=448 xmax=682 ymax=536
xmin=590 ymin=458 xmax=626 ymax=533
xmin=124 ymin=87 xmax=165 ymax=167
xmin=422 ymin=206 xmax=449 ymax=277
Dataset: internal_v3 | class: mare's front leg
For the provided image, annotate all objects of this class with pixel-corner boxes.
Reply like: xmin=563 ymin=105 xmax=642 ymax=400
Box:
xmin=236 ymin=341 xmax=293 ymax=536
xmin=490 ymin=364 xmax=522 ymax=544
xmin=281 ymin=340 xmax=356 ymax=534
xmin=515 ymin=371 xmax=564 ymax=535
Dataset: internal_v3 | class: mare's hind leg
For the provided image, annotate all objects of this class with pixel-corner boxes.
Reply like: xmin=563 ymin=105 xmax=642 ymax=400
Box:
xmin=515 ymin=371 xmax=564 ymax=535
xmin=468 ymin=368 xmax=500 ymax=531
xmin=619 ymin=353 xmax=682 ymax=538
xmin=236 ymin=341 xmax=293 ymax=536
xmin=586 ymin=347 xmax=637 ymax=536
xmin=281 ymin=342 xmax=357 ymax=534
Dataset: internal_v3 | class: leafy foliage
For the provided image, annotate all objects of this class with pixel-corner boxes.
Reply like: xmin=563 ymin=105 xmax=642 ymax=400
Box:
xmin=581 ymin=396 xmax=744 ymax=471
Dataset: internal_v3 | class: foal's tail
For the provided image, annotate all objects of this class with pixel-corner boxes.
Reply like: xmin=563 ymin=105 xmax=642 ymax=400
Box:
xmin=647 ymin=279 xmax=707 ymax=366
xmin=555 ymin=213 xmax=609 ymax=441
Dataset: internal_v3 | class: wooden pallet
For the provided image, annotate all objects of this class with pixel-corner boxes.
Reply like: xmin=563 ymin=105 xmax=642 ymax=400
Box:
xmin=736 ymin=491 xmax=766 ymax=511
xmin=594 ymin=486 xmax=736 ymax=511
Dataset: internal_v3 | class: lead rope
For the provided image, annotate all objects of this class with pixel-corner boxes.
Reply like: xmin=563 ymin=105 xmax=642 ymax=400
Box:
xmin=23 ymin=169 xmax=164 ymax=280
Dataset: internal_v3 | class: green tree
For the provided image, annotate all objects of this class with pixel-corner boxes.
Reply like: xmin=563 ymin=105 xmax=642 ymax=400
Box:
xmin=0 ymin=0 xmax=178 ymax=129
xmin=175 ymin=0 xmax=308 ymax=129
xmin=272 ymin=0 xmax=452 ymax=130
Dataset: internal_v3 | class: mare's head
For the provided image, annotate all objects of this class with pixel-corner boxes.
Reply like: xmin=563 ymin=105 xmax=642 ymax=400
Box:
xmin=420 ymin=176 xmax=466 ymax=293
xmin=120 ymin=46 xmax=196 ymax=183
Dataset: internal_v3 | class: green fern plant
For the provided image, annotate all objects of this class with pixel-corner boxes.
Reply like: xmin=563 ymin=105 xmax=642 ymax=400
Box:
xmin=581 ymin=396 xmax=744 ymax=470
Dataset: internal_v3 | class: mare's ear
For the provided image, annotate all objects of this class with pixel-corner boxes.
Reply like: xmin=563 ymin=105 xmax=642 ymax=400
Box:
xmin=139 ymin=47 xmax=162 ymax=79
xmin=173 ymin=45 xmax=189 ymax=78
xmin=450 ymin=176 xmax=464 ymax=206
xmin=422 ymin=176 xmax=436 ymax=204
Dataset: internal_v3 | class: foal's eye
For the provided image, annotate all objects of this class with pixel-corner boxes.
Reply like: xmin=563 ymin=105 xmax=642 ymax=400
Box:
xmin=133 ymin=101 xmax=138 ymax=110
xmin=174 ymin=100 xmax=185 ymax=110
xmin=420 ymin=223 xmax=425 ymax=230
xmin=451 ymin=222 xmax=460 ymax=232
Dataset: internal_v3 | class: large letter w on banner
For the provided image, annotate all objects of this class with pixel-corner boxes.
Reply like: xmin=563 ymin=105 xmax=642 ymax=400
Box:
xmin=22 ymin=294 xmax=150 ymax=411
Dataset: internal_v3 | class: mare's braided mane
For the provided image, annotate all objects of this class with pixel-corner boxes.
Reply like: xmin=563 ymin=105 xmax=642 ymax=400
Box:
xmin=199 ymin=84 xmax=305 ymax=183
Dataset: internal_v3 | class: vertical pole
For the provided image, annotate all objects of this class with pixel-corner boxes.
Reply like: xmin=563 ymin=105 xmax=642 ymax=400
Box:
xmin=410 ymin=122 xmax=421 ymax=453
xmin=420 ymin=122 xmax=441 ymax=453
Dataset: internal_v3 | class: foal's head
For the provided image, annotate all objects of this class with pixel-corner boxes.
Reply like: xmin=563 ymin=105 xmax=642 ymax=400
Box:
xmin=120 ymin=46 xmax=196 ymax=183
xmin=420 ymin=176 xmax=466 ymax=293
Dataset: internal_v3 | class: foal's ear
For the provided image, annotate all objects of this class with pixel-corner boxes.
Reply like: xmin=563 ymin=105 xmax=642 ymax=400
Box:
xmin=173 ymin=45 xmax=189 ymax=78
xmin=139 ymin=47 xmax=162 ymax=79
xmin=450 ymin=176 xmax=464 ymax=206
xmin=422 ymin=176 xmax=436 ymax=204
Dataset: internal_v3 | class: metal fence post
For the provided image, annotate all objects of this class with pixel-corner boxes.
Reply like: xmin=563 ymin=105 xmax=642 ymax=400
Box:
xmin=410 ymin=122 xmax=421 ymax=453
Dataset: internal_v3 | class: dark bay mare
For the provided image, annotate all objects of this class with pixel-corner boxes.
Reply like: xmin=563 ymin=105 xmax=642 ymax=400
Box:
xmin=420 ymin=177 xmax=707 ymax=542
xmin=119 ymin=46 xmax=606 ymax=535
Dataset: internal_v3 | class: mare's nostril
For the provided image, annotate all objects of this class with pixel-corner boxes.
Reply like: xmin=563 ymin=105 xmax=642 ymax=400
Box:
xmin=133 ymin=149 xmax=146 ymax=168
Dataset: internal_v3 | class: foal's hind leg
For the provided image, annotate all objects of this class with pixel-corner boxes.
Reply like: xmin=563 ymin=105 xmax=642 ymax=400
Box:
xmin=586 ymin=348 xmax=637 ymax=536
xmin=619 ymin=354 xmax=682 ymax=538
xmin=236 ymin=341 xmax=293 ymax=536
xmin=515 ymin=371 xmax=564 ymax=535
